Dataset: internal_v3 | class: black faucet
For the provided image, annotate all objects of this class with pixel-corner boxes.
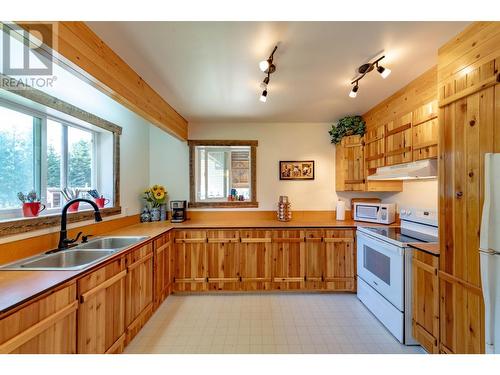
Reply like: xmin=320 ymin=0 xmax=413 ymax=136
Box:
xmin=57 ymin=198 xmax=102 ymax=251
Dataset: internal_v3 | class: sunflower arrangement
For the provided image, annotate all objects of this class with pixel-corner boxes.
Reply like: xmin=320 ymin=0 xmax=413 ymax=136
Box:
xmin=143 ymin=184 xmax=168 ymax=208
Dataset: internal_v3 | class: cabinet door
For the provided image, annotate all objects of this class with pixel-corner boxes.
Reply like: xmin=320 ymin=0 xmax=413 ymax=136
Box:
xmin=272 ymin=229 xmax=305 ymax=290
xmin=304 ymin=229 xmax=325 ymax=290
xmin=154 ymin=232 xmax=172 ymax=309
xmin=412 ymin=100 xmax=438 ymax=161
xmin=174 ymin=230 xmax=207 ymax=292
xmin=125 ymin=243 xmax=154 ymax=343
xmin=412 ymin=250 xmax=439 ymax=353
xmin=207 ymin=230 xmax=240 ymax=291
xmin=385 ymin=113 xmax=413 ymax=166
xmin=335 ymin=135 xmax=365 ymax=191
xmin=364 ymin=124 xmax=386 ymax=174
xmin=240 ymin=230 xmax=272 ymax=291
xmin=78 ymin=256 xmax=126 ymax=354
xmin=0 ymin=283 xmax=77 ymax=354
xmin=324 ymin=229 xmax=356 ymax=291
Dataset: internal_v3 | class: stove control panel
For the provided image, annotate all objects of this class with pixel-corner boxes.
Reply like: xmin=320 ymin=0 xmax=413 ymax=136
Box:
xmin=400 ymin=206 xmax=438 ymax=226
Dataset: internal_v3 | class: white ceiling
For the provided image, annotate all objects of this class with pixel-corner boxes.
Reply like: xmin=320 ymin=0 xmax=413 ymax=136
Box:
xmin=87 ymin=21 xmax=469 ymax=123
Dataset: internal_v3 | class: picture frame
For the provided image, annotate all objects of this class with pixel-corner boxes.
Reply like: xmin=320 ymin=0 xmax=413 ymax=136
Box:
xmin=279 ymin=160 xmax=315 ymax=180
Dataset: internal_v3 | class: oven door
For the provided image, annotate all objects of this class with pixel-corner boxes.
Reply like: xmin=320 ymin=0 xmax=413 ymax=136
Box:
xmin=357 ymin=230 xmax=404 ymax=310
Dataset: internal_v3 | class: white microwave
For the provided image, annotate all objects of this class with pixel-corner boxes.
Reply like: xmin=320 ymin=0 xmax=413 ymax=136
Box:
xmin=353 ymin=202 xmax=396 ymax=224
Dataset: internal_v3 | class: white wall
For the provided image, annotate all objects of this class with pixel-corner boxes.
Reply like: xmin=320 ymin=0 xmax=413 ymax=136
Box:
xmin=149 ymin=126 xmax=190 ymax=202
xmin=189 ymin=122 xmax=438 ymax=212
xmin=37 ymin=61 xmax=152 ymax=215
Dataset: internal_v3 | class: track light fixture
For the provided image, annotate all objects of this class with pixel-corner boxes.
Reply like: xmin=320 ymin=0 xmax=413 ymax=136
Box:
xmin=348 ymin=55 xmax=391 ymax=98
xmin=258 ymin=45 xmax=278 ymax=102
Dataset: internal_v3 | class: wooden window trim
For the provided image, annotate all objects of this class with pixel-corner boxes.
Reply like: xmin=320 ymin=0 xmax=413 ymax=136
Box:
xmin=0 ymin=74 xmax=122 ymax=237
xmin=188 ymin=140 xmax=258 ymax=208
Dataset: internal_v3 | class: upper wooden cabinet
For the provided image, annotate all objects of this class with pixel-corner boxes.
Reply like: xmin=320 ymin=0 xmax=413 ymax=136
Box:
xmin=0 ymin=283 xmax=77 ymax=354
xmin=335 ymin=135 xmax=365 ymax=191
xmin=385 ymin=112 xmax=413 ymax=166
xmin=335 ymin=133 xmax=402 ymax=192
xmin=364 ymin=124 xmax=386 ymax=174
xmin=412 ymin=100 xmax=438 ymax=161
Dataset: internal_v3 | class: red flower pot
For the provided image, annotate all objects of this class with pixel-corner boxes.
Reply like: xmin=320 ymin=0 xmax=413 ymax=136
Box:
xmin=22 ymin=202 xmax=46 ymax=217
xmin=67 ymin=201 xmax=80 ymax=212
xmin=94 ymin=197 xmax=109 ymax=209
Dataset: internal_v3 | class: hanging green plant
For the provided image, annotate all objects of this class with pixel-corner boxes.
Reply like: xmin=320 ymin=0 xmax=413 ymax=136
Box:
xmin=328 ymin=115 xmax=366 ymax=144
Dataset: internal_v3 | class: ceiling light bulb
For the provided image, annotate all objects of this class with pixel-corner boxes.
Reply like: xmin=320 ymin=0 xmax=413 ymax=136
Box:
xmin=259 ymin=90 xmax=268 ymax=102
xmin=259 ymin=60 xmax=270 ymax=72
xmin=377 ymin=65 xmax=391 ymax=79
xmin=349 ymin=84 xmax=358 ymax=98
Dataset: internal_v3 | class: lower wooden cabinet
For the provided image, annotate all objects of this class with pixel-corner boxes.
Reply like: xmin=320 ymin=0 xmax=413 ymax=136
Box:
xmin=304 ymin=230 xmax=325 ymax=289
xmin=207 ymin=230 xmax=240 ymax=291
xmin=412 ymin=249 xmax=439 ymax=353
xmin=77 ymin=256 xmax=126 ymax=354
xmin=125 ymin=242 xmax=154 ymax=343
xmin=324 ymin=229 xmax=356 ymax=291
xmin=240 ymin=230 xmax=272 ymax=291
xmin=272 ymin=229 xmax=305 ymax=290
xmin=154 ymin=233 xmax=173 ymax=308
xmin=174 ymin=230 xmax=207 ymax=292
xmin=0 ymin=283 xmax=77 ymax=354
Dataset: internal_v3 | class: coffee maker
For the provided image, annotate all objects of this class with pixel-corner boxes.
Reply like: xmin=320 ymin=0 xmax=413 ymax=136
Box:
xmin=170 ymin=200 xmax=187 ymax=223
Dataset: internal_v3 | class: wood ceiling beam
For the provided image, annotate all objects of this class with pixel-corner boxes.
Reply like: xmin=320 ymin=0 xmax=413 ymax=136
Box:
xmin=15 ymin=21 xmax=188 ymax=140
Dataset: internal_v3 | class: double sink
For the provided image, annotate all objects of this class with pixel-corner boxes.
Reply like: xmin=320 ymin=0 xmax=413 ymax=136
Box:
xmin=0 ymin=236 xmax=148 ymax=271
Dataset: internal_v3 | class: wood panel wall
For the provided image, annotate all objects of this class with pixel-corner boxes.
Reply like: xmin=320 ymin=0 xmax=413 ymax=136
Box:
xmin=437 ymin=21 xmax=500 ymax=354
xmin=12 ymin=22 xmax=188 ymax=140
xmin=363 ymin=66 xmax=437 ymax=130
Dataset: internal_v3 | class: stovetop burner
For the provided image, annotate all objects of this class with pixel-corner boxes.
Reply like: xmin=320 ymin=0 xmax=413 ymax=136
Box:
xmin=361 ymin=226 xmax=438 ymax=245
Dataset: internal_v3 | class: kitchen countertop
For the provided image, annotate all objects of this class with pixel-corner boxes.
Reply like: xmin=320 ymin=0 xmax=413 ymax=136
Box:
xmin=0 ymin=218 xmax=397 ymax=316
xmin=408 ymin=242 xmax=440 ymax=256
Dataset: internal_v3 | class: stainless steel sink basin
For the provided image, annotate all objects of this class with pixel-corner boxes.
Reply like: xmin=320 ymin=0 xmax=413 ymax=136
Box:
xmin=0 ymin=236 xmax=149 ymax=271
xmin=75 ymin=236 xmax=148 ymax=251
xmin=0 ymin=250 xmax=116 ymax=271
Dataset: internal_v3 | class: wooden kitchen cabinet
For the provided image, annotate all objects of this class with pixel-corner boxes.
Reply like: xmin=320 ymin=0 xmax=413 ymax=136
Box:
xmin=239 ymin=230 xmax=272 ymax=291
xmin=304 ymin=229 xmax=325 ymax=289
xmin=125 ymin=242 xmax=154 ymax=344
xmin=0 ymin=283 xmax=77 ymax=354
xmin=324 ymin=229 xmax=356 ymax=291
xmin=412 ymin=249 xmax=439 ymax=353
xmin=78 ymin=257 xmax=126 ymax=354
xmin=412 ymin=100 xmax=438 ymax=161
xmin=174 ymin=230 xmax=208 ymax=292
xmin=335 ymin=135 xmax=365 ymax=191
xmin=154 ymin=232 xmax=173 ymax=309
xmin=272 ymin=229 xmax=305 ymax=290
xmin=207 ymin=230 xmax=240 ymax=291
xmin=364 ymin=124 xmax=386 ymax=173
xmin=385 ymin=112 xmax=413 ymax=166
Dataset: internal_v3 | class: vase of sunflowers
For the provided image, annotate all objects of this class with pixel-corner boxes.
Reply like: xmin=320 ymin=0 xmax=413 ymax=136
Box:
xmin=143 ymin=185 xmax=168 ymax=222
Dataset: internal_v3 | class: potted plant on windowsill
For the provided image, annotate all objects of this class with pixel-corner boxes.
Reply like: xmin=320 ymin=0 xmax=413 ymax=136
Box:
xmin=18 ymin=191 xmax=46 ymax=217
xmin=143 ymin=185 xmax=168 ymax=221
xmin=60 ymin=188 xmax=81 ymax=212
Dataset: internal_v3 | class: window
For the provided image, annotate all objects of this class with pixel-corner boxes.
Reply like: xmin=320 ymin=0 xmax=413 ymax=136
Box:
xmin=0 ymin=99 xmax=114 ymax=220
xmin=189 ymin=140 xmax=258 ymax=208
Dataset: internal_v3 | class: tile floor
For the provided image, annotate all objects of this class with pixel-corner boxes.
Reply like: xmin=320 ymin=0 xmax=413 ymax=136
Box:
xmin=124 ymin=293 xmax=424 ymax=354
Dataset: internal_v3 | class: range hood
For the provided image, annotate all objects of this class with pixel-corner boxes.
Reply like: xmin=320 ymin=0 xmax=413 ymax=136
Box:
xmin=367 ymin=159 xmax=438 ymax=181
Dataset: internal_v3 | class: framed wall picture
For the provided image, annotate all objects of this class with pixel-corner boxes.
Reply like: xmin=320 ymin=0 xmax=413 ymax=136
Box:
xmin=279 ymin=160 xmax=315 ymax=180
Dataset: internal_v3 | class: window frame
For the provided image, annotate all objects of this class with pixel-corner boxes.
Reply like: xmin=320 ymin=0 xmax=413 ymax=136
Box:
xmin=0 ymin=98 xmax=100 ymax=217
xmin=188 ymin=140 xmax=258 ymax=208
xmin=0 ymin=81 xmax=122 ymax=237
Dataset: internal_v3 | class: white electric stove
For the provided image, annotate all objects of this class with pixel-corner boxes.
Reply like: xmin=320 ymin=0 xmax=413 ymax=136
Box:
xmin=356 ymin=206 xmax=438 ymax=345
